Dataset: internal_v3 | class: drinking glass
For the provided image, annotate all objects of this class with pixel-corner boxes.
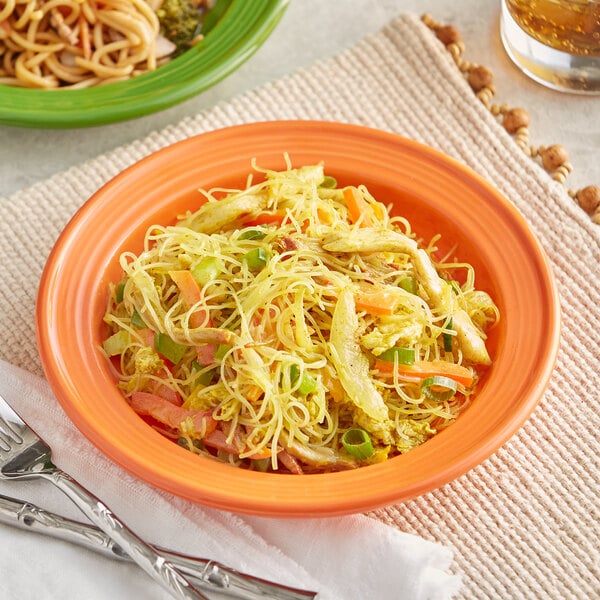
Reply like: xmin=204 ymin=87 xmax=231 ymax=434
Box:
xmin=500 ymin=0 xmax=600 ymax=94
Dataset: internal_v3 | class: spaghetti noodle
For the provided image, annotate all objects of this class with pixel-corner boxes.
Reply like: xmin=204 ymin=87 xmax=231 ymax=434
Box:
xmin=0 ymin=0 xmax=208 ymax=88
xmin=102 ymin=162 xmax=499 ymax=474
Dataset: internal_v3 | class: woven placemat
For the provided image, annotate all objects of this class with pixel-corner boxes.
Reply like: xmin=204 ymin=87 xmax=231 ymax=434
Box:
xmin=1 ymin=13 xmax=598 ymax=599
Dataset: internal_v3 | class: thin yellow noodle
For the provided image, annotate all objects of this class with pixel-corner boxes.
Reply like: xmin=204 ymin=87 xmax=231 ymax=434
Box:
xmin=102 ymin=164 xmax=499 ymax=473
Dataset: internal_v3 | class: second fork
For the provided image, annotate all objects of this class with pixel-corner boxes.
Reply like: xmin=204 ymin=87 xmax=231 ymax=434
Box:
xmin=0 ymin=392 xmax=211 ymax=600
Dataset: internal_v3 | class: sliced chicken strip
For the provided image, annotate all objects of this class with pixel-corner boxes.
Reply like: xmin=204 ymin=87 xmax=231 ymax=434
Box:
xmin=329 ymin=287 xmax=394 ymax=444
xmin=180 ymin=192 xmax=269 ymax=234
xmin=322 ymin=229 xmax=491 ymax=365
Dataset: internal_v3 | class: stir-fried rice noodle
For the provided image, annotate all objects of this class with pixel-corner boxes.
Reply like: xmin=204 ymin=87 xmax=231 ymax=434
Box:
xmin=102 ymin=160 xmax=499 ymax=474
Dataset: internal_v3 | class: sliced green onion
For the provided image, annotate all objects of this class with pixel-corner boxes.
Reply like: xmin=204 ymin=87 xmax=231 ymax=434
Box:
xmin=102 ymin=330 xmax=129 ymax=356
xmin=154 ymin=332 xmax=187 ymax=364
xmin=377 ymin=346 xmax=415 ymax=365
xmin=191 ymin=256 xmax=223 ymax=287
xmin=214 ymin=344 xmax=231 ymax=360
xmin=289 ymin=364 xmax=317 ymax=395
xmin=130 ymin=309 xmax=146 ymax=329
xmin=243 ymin=247 xmax=269 ymax=271
xmin=196 ymin=369 xmax=216 ymax=386
xmin=191 ymin=360 xmax=216 ymax=386
xmin=319 ymin=175 xmax=338 ymax=189
xmin=341 ymin=428 xmax=374 ymax=459
xmin=399 ymin=276 xmax=417 ymax=295
xmin=443 ymin=318 xmax=454 ymax=352
xmin=116 ymin=281 xmax=125 ymax=303
xmin=239 ymin=229 xmax=267 ymax=241
xmin=421 ymin=375 xmax=458 ymax=402
xmin=252 ymin=458 xmax=271 ymax=472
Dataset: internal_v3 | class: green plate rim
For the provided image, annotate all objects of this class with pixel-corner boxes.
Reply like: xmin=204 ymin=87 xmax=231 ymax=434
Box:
xmin=0 ymin=0 xmax=289 ymax=129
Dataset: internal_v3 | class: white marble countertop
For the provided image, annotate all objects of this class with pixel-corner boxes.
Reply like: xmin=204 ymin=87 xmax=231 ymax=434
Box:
xmin=1 ymin=0 xmax=598 ymax=198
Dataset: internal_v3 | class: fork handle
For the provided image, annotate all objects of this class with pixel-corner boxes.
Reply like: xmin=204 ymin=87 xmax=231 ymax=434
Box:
xmin=39 ymin=469 xmax=210 ymax=600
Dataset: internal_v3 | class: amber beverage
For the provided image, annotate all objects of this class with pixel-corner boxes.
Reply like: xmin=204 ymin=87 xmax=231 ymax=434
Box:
xmin=501 ymin=0 xmax=600 ymax=93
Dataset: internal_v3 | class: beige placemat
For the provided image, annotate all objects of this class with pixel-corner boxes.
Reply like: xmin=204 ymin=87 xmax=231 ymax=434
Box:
xmin=1 ymin=14 xmax=598 ymax=599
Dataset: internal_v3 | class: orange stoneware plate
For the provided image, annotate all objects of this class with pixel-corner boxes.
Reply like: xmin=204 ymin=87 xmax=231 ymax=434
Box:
xmin=36 ymin=121 xmax=560 ymax=517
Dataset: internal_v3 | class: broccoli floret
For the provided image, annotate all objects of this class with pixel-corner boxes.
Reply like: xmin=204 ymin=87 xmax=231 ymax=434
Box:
xmin=156 ymin=0 xmax=205 ymax=54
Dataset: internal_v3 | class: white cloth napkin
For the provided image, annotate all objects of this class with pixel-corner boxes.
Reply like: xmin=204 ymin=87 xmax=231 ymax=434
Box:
xmin=0 ymin=359 xmax=461 ymax=600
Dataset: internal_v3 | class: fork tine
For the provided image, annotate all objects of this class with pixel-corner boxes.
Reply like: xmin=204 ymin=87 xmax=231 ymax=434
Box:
xmin=0 ymin=394 xmax=40 ymax=450
xmin=0 ymin=430 xmax=12 ymax=452
xmin=0 ymin=396 xmax=27 ymax=428
xmin=0 ymin=396 xmax=56 ymax=473
xmin=0 ymin=393 xmax=215 ymax=599
xmin=0 ymin=414 xmax=24 ymax=445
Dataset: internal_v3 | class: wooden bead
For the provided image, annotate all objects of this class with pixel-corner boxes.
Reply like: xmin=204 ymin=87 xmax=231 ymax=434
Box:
xmin=476 ymin=88 xmax=494 ymax=108
xmin=467 ymin=65 xmax=494 ymax=91
xmin=421 ymin=14 xmax=436 ymax=28
xmin=576 ymin=185 xmax=600 ymax=214
xmin=541 ymin=144 xmax=569 ymax=171
xmin=447 ymin=41 xmax=465 ymax=59
xmin=435 ymin=25 xmax=461 ymax=46
xmin=502 ymin=108 xmax=530 ymax=133
xmin=422 ymin=15 xmax=597 ymax=223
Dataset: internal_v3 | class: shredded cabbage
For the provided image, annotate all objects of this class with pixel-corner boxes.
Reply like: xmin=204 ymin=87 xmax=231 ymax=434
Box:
xmin=102 ymin=159 xmax=499 ymax=473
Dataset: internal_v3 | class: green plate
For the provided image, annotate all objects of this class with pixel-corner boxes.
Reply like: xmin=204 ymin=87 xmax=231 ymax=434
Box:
xmin=0 ymin=0 xmax=289 ymax=129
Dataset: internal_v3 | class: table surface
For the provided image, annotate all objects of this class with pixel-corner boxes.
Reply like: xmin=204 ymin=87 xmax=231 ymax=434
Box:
xmin=1 ymin=0 xmax=598 ymax=199
xmin=1 ymin=3 xmax=599 ymax=599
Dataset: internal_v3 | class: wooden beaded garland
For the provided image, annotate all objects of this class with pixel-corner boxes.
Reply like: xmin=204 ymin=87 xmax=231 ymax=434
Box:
xmin=421 ymin=13 xmax=597 ymax=223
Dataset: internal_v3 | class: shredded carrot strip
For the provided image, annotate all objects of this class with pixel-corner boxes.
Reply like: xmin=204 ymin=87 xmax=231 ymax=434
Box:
xmin=169 ymin=270 xmax=212 ymax=329
xmin=354 ymin=288 xmax=401 ymax=316
xmin=374 ymin=359 xmax=475 ymax=387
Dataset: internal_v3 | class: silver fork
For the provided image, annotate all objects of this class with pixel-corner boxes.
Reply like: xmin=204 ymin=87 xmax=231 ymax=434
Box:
xmin=0 ymin=393 xmax=211 ymax=600
xmin=0 ymin=492 xmax=317 ymax=600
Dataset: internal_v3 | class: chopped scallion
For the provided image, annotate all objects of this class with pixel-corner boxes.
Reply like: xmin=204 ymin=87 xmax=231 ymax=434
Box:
xmin=320 ymin=175 xmax=338 ymax=189
xmin=116 ymin=281 xmax=125 ymax=303
xmin=399 ymin=276 xmax=417 ymax=295
xmin=102 ymin=330 xmax=129 ymax=356
xmin=252 ymin=458 xmax=271 ymax=472
xmin=421 ymin=375 xmax=458 ymax=402
xmin=154 ymin=332 xmax=187 ymax=364
xmin=243 ymin=247 xmax=269 ymax=271
xmin=214 ymin=344 xmax=231 ymax=360
xmin=197 ymin=368 xmax=216 ymax=386
xmin=239 ymin=229 xmax=267 ymax=240
xmin=130 ymin=309 xmax=145 ymax=329
xmin=192 ymin=360 xmax=216 ymax=386
xmin=191 ymin=257 xmax=223 ymax=287
xmin=341 ymin=428 xmax=374 ymax=459
xmin=443 ymin=318 xmax=454 ymax=352
xmin=377 ymin=346 xmax=415 ymax=365
xmin=289 ymin=364 xmax=317 ymax=395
